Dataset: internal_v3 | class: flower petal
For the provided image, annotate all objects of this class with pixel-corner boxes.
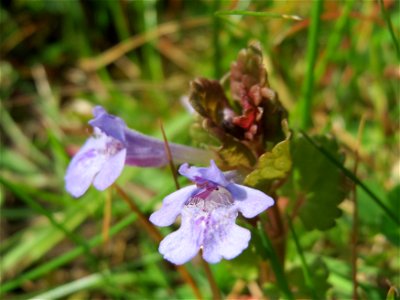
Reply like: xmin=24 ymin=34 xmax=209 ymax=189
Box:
xmin=149 ymin=185 xmax=198 ymax=227
xmin=159 ymin=215 xmax=200 ymax=265
xmin=228 ymin=183 xmax=274 ymax=218
xmin=89 ymin=106 xmax=126 ymax=143
xmin=65 ymin=137 xmax=106 ymax=197
xmin=93 ymin=148 xmax=126 ymax=191
xmin=202 ymin=209 xmax=250 ymax=263
xmin=179 ymin=160 xmax=229 ymax=186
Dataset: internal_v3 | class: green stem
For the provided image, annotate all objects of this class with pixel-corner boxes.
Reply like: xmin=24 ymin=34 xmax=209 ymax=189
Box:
xmin=212 ymin=0 xmax=222 ymax=79
xmin=287 ymin=216 xmax=318 ymax=300
xmin=200 ymin=255 xmax=221 ymax=300
xmin=257 ymin=221 xmax=294 ymax=300
xmin=299 ymin=0 xmax=324 ymax=130
xmin=315 ymin=0 xmax=355 ymax=82
xmin=378 ymin=0 xmax=400 ymax=60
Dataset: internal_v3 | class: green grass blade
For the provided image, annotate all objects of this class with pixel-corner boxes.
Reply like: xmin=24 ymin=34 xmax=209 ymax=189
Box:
xmin=0 ymin=214 xmax=138 ymax=295
xmin=212 ymin=0 xmax=222 ymax=79
xmin=287 ymin=215 xmax=318 ymax=300
xmin=257 ymin=221 xmax=294 ymax=300
xmin=0 ymin=178 xmax=98 ymax=275
xmin=28 ymin=271 xmax=137 ymax=300
xmin=298 ymin=0 xmax=324 ymax=130
xmin=300 ymin=131 xmax=400 ymax=226
xmin=315 ymin=0 xmax=355 ymax=82
xmin=379 ymin=0 xmax=400 ymax=60
xmin=0 ymin=102 xmax=48 ymax=166
xmin=215 ymin=10 xmax=302 ymax=21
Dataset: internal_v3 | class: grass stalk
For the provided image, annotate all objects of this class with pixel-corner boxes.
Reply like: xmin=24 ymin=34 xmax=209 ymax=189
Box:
xmin=257 ymin=221 xmax=294 ymax=300
xmin=378 ymin=0 xmax=400 ymax=60
xmin=159 ymin=120 xmax=180 ymax=190
xmin=287 ymin=216 xmax=318 ymax=300
xmin=212 ymin=0 xmax=222 ymax=79
xmin=315 ymin=0 xmax=355 ymax=82
xmin=351 ymin=116 xmax=366 ymax=300
xmin=200 ymin=254 xmax=221 ymax=300
xmin=102 ymin=189 xmax=112 ymax=244
xmin=0 ymin=102 xmax=48 ymax=166
xmin=114 ymin=184 xmax=162 ymax=243
xmin=215 ymin=10 xmax=302 ymax=21
xmin=299 ymin=0 xmax=323 ymax=130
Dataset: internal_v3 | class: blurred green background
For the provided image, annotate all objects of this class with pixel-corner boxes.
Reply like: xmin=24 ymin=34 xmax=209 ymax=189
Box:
xmin=1 ymin=0 xmax=399 ymax=299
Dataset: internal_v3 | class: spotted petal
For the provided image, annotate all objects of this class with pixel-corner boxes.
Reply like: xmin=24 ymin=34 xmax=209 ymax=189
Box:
xmin=201 ymin=208 xmax=251 ymax=263
xmin=158 ymin=214 xmax=201 ymax=265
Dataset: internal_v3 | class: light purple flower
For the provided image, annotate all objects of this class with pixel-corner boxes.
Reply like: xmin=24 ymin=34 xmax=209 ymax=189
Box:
xmin=150 ymin=160 xmax=274 ymax=265
xmin=65 ymin=106 xmax=213 ymax=198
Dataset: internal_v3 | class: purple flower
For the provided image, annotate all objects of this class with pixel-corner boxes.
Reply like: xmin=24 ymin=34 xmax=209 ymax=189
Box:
xmin=65 ymin=106 xmax=213 ymax=198
xmin=150 ymin=160 xmax=274 ymax=265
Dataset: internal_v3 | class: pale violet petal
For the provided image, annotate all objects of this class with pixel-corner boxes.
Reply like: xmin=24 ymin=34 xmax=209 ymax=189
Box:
xmin=149 ymin=185 xmax=197 ymax=227
xmin=92 ymin=105 xmax=106 ymax=117
xmin=228 ymin=183 xmax=275 ymax=218
xmin=93 ymin=148 xmax=126 ymax=191
xmin=202 ymin=209 xmax=251 ymax=263
xmin=89 ymin=106 xmax=126 ymax=143
xmin=65 ymin=137 xmax=107 ymax=197
xmin=178 ymin=160 xmax=229 ymax=186
xmin=159 ymin=216 xmax=200 ymax=265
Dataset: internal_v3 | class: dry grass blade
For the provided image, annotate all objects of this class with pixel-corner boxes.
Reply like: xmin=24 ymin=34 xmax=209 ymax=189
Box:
xmin=159 ymin=120 xmax=180 ymax=190
xmin=351 ymin=115 xmax=366 ymax=300
xmin=79 ymin=18 xmax=209 ymax=72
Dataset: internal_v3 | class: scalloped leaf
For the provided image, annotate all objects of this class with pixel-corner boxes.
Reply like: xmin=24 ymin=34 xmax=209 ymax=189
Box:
xmin=288 ymin=135 xmax=348 ymax=230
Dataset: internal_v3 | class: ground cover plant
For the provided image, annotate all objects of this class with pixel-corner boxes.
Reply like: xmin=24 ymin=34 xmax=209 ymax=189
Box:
xmin=1 ymin=0 xmax=399 ymax=299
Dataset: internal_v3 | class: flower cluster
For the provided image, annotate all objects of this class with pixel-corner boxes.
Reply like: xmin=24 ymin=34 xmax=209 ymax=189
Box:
xmin=65 ymin=106 xmax=274 ymax=264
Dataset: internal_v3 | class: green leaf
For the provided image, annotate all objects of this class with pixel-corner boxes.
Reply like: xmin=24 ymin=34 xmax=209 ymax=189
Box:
xmin=288 ymin=135 xmax=348 ymax=230
xmin=244 ymin=136 xmax=291 ymax=187
xmin=287 ymin=257 xmax=331 ymax=299
xmin=382 ymin=185 xmax=400 ymax=246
